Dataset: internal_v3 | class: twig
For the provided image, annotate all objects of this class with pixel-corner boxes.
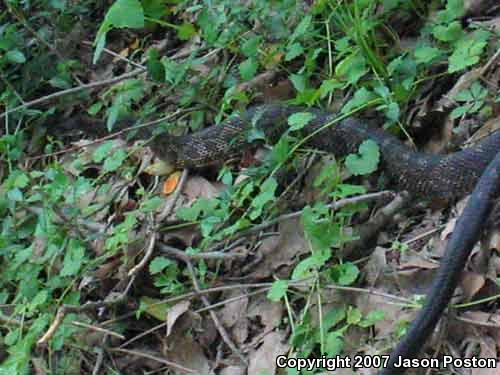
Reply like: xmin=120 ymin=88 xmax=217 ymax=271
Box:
xmin=158 ymin=243 xmax=248 ymax=260
xmin=454 ymin=315 xmax=500 ymax=329
xmin=119 ymin=321 xmax=168 ymax=349
xmin=92 ymin=347 xmax=105 ymax=375
xmin=195 ymin=287 xmax=269 ymax=314
xmin=109 ymin=348 xmax=196 ymax=373
xmin=480 ymin=47 xmax=500 ymax=76
xmin=128 ymin=232 xmax=157 ymax=277
xmin=206 ymin=190 xmax=394 ymax=252
xmin=1 ymin=68 xmax=145 ymax=120
xmin=184 ymin=259 xmax=248 ymax=365
xmin=0 ymin=312 xmax=23 ymax=327
xmin=37 ymin=287 xmax=129 ymax=346
xmin=82 ymin=41 xmax=146 ymax=70
xmin=71 ymin=321 xmax=126 ymax=340
xmin=101 ymin=278 xmax=412 ymax=328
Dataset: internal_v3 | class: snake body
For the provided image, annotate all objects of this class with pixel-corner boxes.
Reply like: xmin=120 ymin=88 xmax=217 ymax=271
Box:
xmin=150 ymin=104 xmax=500 ymax=199
xmin=59 ymin=104 xmax=500 ymax=374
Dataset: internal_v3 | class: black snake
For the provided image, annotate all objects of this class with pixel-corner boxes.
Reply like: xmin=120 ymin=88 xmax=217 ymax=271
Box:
xmin=58 ymin=104 xmax=500 ymax=374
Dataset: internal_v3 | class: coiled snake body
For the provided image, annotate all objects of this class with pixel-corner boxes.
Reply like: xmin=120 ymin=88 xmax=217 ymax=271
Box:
xmin=62 ymin=104 xmax=500 ymax=374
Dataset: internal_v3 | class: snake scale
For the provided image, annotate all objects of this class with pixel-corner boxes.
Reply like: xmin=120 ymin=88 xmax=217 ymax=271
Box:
xmin=60 ymin=103 xmax=500 ymax=374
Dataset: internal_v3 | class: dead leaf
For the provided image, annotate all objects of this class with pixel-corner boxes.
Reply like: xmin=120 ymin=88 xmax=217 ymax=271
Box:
xmin=164 ymin=171 xmax=182 ymax=195
xmin=164 ymin=332 xmax=211 ymax=375
xmin=219 ymin=290 xmax=249 ymax=344
xmin=182 ymin=176 xmax=225 ymax=201
xmin=167 ymin=300 xmax=191 ymax=336
xmin=247 ymin=331 xmax=288 ymax=375
xmin=247 ymin=294 xmax=283 ymax=332
xmin=220 ymin=366 xmax=246 ymax=375
xmin=249 ymin=218 xmax=309 ymax=279
xmin=460 ymin=271 xmax=486 ymax=299
xmin=364 ymin=247 xmax=387 ymax=286
xmin=467 ymin=116 xmax=500 ymax=145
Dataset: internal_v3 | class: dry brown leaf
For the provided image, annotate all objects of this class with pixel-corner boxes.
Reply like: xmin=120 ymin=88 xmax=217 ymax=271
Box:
xmin=219 ymin=290 xmax=249 ymax=344
xmin=167 ymin=300 xmax=191 ymax=337
xmin=247 ymin=294 xmax=283 ymax=332
xmin=220 ymin=365 xmax=246 ymax=375
xmin=468 ymin=116 xmax=500 ymax=145
xmin=164 ymin=332 xmax=211 ymax=375
xmin=247 ymin=331 xmax=288 ymax=375
xmin=460 ymin=271 xmax=486 ymax=299
xmin=473 ymin=336 xmax=498 ymax=375
xmin=364 ymin=247 xmax=387 ymax=286
xmin=182 ymin=176 xmax=225 ymax=201
xmin=163 ymin=171 xmax=182 ymax=195
xmin=249 ymin=218 xmax=309 ymax=279
xmin=486 ymin=230 xmax=500 ymax=252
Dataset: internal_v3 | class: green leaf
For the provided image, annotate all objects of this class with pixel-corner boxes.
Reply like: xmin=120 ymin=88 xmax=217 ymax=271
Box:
xmin=239 ymin=58 xmax=258 ymax=81
xmin=94 ymin=0 xmax=144 ymax=62
xmin=88 ymin=102 xmax=103 ymax=116
xmin=322 ymin=307 xmax=346 ymax=331
xmin=346 ymin=307 xmax=362 ymax=325
xmin=450 ymin=105 xmax=469 ymax=119
xmin=437 ymin=0 xmax=465 ymax=22
xmin=177 ymin=23 xmax=196 ymax=40
xmin=250 ymin=177 xmax=277 ymax=220
xmin=140 ymin=296 xmax=170 ymax=320
xmin=241 ymin=35 xmax=261 ymax=58
xmin=267 ymin=280 xmax=288 ymax=302
xmin=93 ymin=141 xmax=114 ymax=163
xmin=285 ymin=43 xmax=304 ymax=61
xmin=383 ymin=0 xmax=402 ymax=12
xmin=6 ymin=50 xmax=26 ymax=64
xmin=448 ymin=36 xmax=488 ymax=73
xmin=287 ymin=112 xmax=316 ymax=131
xmin=103 ymin=0 xmax=144 ymax=28
xmin=333 ymin=184 xmax=366 ymax=199
xmin=49 ymin=77 xmax=71 ymax=89
xmin=341 ymin=87 xmax=376 ymax=114
xmin=414 ymin=45 xmax=442 ymax=64
xmin=271 ymin=136 xmax=291 ymax=165
xmin=140 ymin=197 xmax=163 ymax=212
xmin=291 ymin=250 xmax=331 ymax=280
xmin=8 ymin=188 xmax=23 ymax=202
xmin=335 ymin=52 xmax=367 ymax=85
xmin=359 ymin=310 xmax=386 ymax=328
xmin=289 ymin=74 xmax=307 ymax=93
xmin=345 ymin=139 xmax=380 ymax=176
xmin=61 ymin=239 xmax=85 ymax=276
xmin=14 ymin=172 xmax=29 ymax=188
xmin=432 ymin=21 xmax=463 ymax=42
xmin=290 ymin=15 xmax=312 ymax=41
xmin=329 ymin=262 xmax=359 ymax=285
xmin=324 ymin=332 xmax=344 ymax=356
xmin=149 ymin=257 xmax=172 ymax=274
xmin=200 ymin=216 xmax=221 ymax=237
xmin=319 ymin=79 xmax=343 ymax=98
xmin=103 ymin=149 xmax=128 ymax=172
xmin=147 ymin=49 xmax=165 ymax=82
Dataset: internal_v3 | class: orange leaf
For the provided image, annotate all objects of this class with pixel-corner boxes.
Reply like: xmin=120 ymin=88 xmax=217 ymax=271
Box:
xmin=163 ymin=171 xmax=182 ymax=195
